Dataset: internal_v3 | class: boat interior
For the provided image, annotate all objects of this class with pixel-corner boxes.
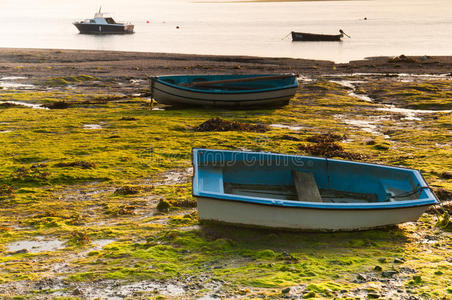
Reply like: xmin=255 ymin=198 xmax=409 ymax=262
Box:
xmin=223 ymin=182 xmax=379 ymax=203
xmin=196 ymin=154 xmax=425 ymax=204
xmin=159 ymin=75 xmax=297 ymax=91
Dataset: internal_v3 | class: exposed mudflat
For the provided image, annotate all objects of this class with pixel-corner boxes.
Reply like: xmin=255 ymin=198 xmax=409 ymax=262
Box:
xmin=0 ymin=49 xmax=450 ymax=299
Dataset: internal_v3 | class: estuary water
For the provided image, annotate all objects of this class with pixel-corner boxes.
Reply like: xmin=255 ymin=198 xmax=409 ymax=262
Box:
xmin=0 ymin=0 xmax=451 ymax=62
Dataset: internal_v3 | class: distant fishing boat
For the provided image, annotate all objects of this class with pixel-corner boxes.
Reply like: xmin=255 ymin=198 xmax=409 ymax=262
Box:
xmin=73 ymin=7 xmax=134 ymax=34
xmin=149 ymin=74 xmax=298 ymax=108
xmin=192 ymin=149 xmax=439 ymax=231
xmin=291 ymin=29 xmax=350 ymax=41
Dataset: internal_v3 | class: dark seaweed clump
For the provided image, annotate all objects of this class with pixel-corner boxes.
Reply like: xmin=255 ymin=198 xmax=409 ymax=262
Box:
xmin=44 ymin=101 xmax=71 ymax=109
xmin=157 ymin=199 xmax=171 ymax=212
xmin=114 ymin=186 xmax=140 ymax=195
xmin=55 ymin=161 xmax=96 ymax=169
xmin=13 ymin=165 xmax=50 ymax=182
xmin=0 ymin=184 xmax=14 ymax=198
xmin=193 ymin=117 xmax=269 ymax=133
xmin=306 ymin=133 xmax=346 ymax=143
xmin=280 ymin=134 xmax=301 ymax=141
xmin=440 ymin=172 xmax=452 ymax=179
xmin=434 ymin=188 xmax=452 ymax=202
xmin=0 ymin=102 xmax=23 ymax=108
xmin=300 ymin=133 xmax=365 ymax=160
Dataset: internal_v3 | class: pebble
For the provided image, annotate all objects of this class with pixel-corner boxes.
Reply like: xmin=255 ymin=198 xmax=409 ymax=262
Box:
xmin=72 ymin=288 xmax=82 ymax=295
xmin=393 ymin=258 xmax=405 ymax=263
xmin=424 ymin=234 xmax=437 ymax=241
xmin=357 ymin=273 xmax=367 ymax=281
xmin=282 ymin=287 xmax=291 ymax=294
xmin=377 ymin=258 xmax=386 ymax=263
xmin=400 ymin=267 xmax=416 ymax=273
xmin=382 ymin=270 xmax=398 ymax=277
xmin=434 ymin=270 xmax=443 ymax=275
xmin=374 ymin=265 xmax=383 ymax=271
xmin=10 ymin=249 xmax=28 ymax=255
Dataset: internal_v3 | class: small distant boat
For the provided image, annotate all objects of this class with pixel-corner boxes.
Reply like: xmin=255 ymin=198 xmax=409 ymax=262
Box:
xmin=291 ymin=29 xmax=349 ymax=41
xmin=73 ymin=7 xmax=134 ymax=34
xmin=149 ymin=74 xmax=298 ymax=108
xmin=192 ymin=149 xmax=439 ymax=231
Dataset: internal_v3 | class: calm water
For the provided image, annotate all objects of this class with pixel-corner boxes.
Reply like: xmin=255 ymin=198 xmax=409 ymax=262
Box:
xmin=1 ymin=0 xmax=451 ymax=62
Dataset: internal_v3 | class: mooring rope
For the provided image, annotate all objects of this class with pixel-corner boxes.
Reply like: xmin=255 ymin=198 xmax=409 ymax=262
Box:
xmin=281 ymin=32 xmax=291 ymax=40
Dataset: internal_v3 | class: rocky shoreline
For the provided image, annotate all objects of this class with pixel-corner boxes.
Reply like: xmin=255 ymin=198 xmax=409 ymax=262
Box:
xmin=2 ymin=48 xmax=452 ymax=78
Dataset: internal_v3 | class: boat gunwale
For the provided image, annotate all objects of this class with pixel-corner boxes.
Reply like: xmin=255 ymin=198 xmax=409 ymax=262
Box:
xmin=73 ymin=23 xmax=134 ymax=34
xmin=73 ymin=21 xmax=128 ymax=26
xmin=192 ymin=148 xmax=440 ymax=210
xmin=151 ymin=74 xmax=299 ymax=95
xmin=195 ymin=193 xmax=437 ymax=210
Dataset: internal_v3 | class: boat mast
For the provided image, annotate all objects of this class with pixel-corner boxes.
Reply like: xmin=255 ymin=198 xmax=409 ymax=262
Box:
xmin=94 ymin=6 xmax=102 ymax=18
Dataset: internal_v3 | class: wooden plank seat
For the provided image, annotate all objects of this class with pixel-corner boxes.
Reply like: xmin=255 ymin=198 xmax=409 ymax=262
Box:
xmin=292 ymin=171 xmax=322 ymax=202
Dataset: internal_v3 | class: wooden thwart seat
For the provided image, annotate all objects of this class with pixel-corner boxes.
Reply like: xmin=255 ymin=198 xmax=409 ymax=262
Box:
xmin=292 ymin=171 xmax=322 ymax=202
xmin=223 ymin=182 xmax=297 ymax=200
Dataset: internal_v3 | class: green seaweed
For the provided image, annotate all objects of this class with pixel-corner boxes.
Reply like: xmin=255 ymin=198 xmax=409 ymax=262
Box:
xmin=0 ymin=77 xmax=450 ymax=298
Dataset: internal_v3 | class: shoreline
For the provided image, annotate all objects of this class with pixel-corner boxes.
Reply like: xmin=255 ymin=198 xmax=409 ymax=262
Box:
xmin=1 ymin=48 xmax=452 ymax=81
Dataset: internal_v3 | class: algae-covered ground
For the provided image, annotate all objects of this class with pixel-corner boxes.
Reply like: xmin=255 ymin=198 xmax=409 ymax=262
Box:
xmin=0 ymin=65 xmax=451 ymax=299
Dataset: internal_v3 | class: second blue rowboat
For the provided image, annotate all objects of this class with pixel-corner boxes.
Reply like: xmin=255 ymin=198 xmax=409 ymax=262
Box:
xmin=149 ymin=74 xmax=298 ymax=108
xmin=192 ymin=149 xmax=439 ymax=231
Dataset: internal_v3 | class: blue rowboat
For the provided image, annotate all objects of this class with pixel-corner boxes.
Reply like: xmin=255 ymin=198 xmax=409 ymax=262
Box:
xmin=192 ymin=149 xmax=439 ymax=231
xmin=149 ymin=74 xmax=298 ymax=108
